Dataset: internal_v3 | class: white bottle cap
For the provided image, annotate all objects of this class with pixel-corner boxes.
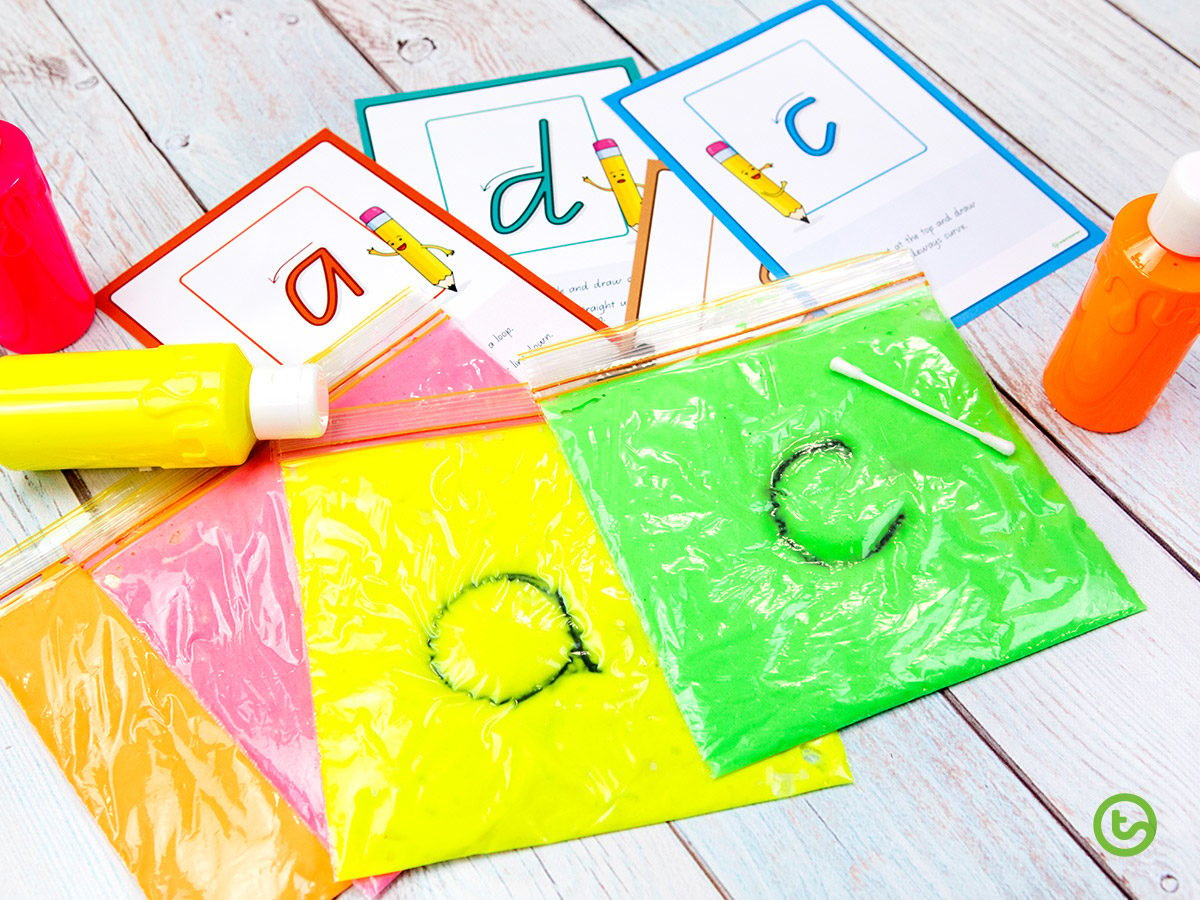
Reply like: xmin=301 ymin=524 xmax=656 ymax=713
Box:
xmin=248 ymin=365 xmax=329 ymax=440
xmin=1147 ymin=151 xmax=1200 ymax=257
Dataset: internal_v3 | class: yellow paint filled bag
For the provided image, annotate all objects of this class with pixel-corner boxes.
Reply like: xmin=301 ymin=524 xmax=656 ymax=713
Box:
xmin=278 ymin=386 xmax=851 ymax=878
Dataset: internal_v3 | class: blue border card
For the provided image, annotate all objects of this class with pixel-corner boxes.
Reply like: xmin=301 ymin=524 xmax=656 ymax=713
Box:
xmin=605 ymin=1 xmax=1102 ymax=325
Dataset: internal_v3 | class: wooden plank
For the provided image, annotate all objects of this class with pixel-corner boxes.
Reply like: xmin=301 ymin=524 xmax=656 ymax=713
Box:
xmin=584 ymin=0 xmax=756 ymax=69
xmin=0 ymin=464 xmax=78 ymax=553
xmin=382 ymin=850 xmax=564 ymax=900
xmin=394 ymin=827 xmax=722 ymax=899
xmin=48 ymin=0 xmax=388 ymax=207
xmin=947 ymin=413 xmax=1200 ymax=897
xmin=737 ymin=0 xmax=1200 ymax=217
xmin=0 ymin=684 xmax=142 ymax=899
xmin=528 ymin=828 xmax=722 ymax=898
xmin=317 ymin=0 xmax=652 ymax=87
xmin=1107 ymin=0 xmax=1200 ymax=67
xmin=0 ymin=0 xmax=201 ymax=339
xmin=674 ymin=694 xmax=1123 ymax=898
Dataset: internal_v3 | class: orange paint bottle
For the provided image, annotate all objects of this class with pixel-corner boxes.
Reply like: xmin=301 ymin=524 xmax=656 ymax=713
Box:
xmin=1044 ymin=152 xmax=1200 ymax=432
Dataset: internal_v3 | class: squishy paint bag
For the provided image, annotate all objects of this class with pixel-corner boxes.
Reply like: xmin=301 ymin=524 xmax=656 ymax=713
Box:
xmin=0 ymin=292 xmax=513 ymax=897
xmin=0 ymin=553 xmax=344 ymax=900
xmin=277 ymin=386 xmax=852 ymax=878
xmin=523 ymin=251 xmax=1144 ymax=775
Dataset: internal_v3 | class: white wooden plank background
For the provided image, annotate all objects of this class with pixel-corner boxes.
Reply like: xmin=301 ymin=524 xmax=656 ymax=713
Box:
xmin=1 ymin=0 xmax=1197 ymax=897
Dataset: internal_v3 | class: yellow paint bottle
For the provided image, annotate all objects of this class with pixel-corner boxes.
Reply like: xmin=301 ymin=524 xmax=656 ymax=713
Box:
xmin=592 ymin=139 xmax=642 ymax=227
xmin=361 ymin=206 xmax=457 ymax=291
xmin=0 ymin=344 xmax=328 ymax=470
xmin=706 ymin=140 xmax=810 ymax=222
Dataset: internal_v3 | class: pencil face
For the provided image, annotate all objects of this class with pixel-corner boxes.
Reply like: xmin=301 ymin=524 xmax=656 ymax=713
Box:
xmin=600 ymin=155 xmax=632 ymax=185
xmin=736 ymin=159 xmax=764 ymax=181
xmin=729 ymin=156 xmax=785 ymax=197
xmin=376 ymin=219 xmax=417 ymax=254
xmin=362 ymin=208 xmax=453 ymax=288
xmin=599 ymin=153 xmax=642 ymax=227
xmin=714 ymin=150 xmax=807 ymax=218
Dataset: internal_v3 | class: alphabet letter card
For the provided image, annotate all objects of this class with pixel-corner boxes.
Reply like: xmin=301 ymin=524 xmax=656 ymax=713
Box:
xmin=607 ymin=1 xmax=1102 ymax=323
xmin=626 ymin=161 xmax=770 ymax=321
xmin=98 ymin=131 xmax=601 ymax=370
xmin=357 ymin=60 xmax=652 ymax=325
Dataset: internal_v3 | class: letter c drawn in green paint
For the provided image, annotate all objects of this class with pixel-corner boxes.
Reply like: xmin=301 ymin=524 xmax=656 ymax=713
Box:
xmin=769 ymin=437 xmax=904 ymax=566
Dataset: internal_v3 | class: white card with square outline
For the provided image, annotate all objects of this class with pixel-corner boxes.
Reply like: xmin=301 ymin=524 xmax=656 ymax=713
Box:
xmin=359 ymin=60 xmax=652 ymax=325
xmin=102 ymin=135 xmax=596 ymax=370
xmin=633 ymin=167 xmax=766 ymax=320
xmin=426 ymin=96 xmax=628 ymax=256
xmin=607 ymin=1 xmax=1102 ymax=323
xmin=683 ymin=40 xmax=927 ymax=213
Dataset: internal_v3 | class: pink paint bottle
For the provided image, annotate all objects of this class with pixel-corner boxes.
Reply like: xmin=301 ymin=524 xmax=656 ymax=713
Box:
xmin=0 ymin=121 xmax=94 ymax=353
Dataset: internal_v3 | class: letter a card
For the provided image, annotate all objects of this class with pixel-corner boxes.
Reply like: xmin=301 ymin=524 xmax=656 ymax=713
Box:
xmin=607 ymin=1 xmax=1102 ymax=323
xmin=98 ymin=131 xmax=601 ymax=370
xmin=357 ymin=60 xmax=652 ymax=324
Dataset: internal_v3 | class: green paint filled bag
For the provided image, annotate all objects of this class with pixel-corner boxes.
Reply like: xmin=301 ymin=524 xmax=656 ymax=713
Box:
xmin=522 ymin=252 xmax=1143 ymax=776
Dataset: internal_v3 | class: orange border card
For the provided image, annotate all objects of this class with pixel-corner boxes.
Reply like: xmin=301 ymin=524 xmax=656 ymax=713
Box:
xmin=98 ymin=130 xmax=603 ymax=370
xmin=625 ymin=161 xmax=770 ymax=322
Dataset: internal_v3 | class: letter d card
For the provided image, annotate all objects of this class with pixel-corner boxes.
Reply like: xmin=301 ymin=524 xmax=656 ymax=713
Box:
xmin=357 ymin=60 xmax=651 ymax=325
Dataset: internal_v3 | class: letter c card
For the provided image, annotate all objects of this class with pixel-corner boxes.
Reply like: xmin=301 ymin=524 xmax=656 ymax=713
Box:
xmin=607 ymin=0 xmax=1102 ymax=324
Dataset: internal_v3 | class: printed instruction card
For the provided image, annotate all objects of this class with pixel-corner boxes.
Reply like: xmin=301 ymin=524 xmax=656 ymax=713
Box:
xmin=627 ymin=161 xmax=769 ymax=320
xmin=357 ymin=60 xmax=652 ymax=325
xmin=98 ymin=131 xmax=600 ymax=370
xmin=607 ymin=1 xmax=1102 ymax=323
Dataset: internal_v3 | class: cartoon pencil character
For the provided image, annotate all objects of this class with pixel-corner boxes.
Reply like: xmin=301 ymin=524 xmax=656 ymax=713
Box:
xmin=582 ymin=138 xmax=643 ymax=228
xmin=706 ymin=141 xmax=810 ymax=223
xmin=361 ymin=206 xmax=457 ymax=292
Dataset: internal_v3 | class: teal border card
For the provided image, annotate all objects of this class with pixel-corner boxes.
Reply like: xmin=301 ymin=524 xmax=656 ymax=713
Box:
xmin=355 ymin=58 xmax=642 ymax=257
xmin=421 ymin=94 xmax=631 ymax=254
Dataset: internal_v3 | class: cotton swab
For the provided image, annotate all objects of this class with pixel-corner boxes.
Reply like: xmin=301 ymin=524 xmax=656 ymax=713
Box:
xmin=830 ymin=356 xmax=1016 ymax=457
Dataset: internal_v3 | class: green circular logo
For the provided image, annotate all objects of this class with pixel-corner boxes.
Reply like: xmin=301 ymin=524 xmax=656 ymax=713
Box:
xmin=1093 ymin=793 xmax=1157 ymax=856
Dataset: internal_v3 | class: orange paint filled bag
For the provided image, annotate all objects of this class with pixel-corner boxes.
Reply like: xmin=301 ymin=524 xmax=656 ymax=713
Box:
xmin=0 ymin=563 xmax=344 ymax=900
